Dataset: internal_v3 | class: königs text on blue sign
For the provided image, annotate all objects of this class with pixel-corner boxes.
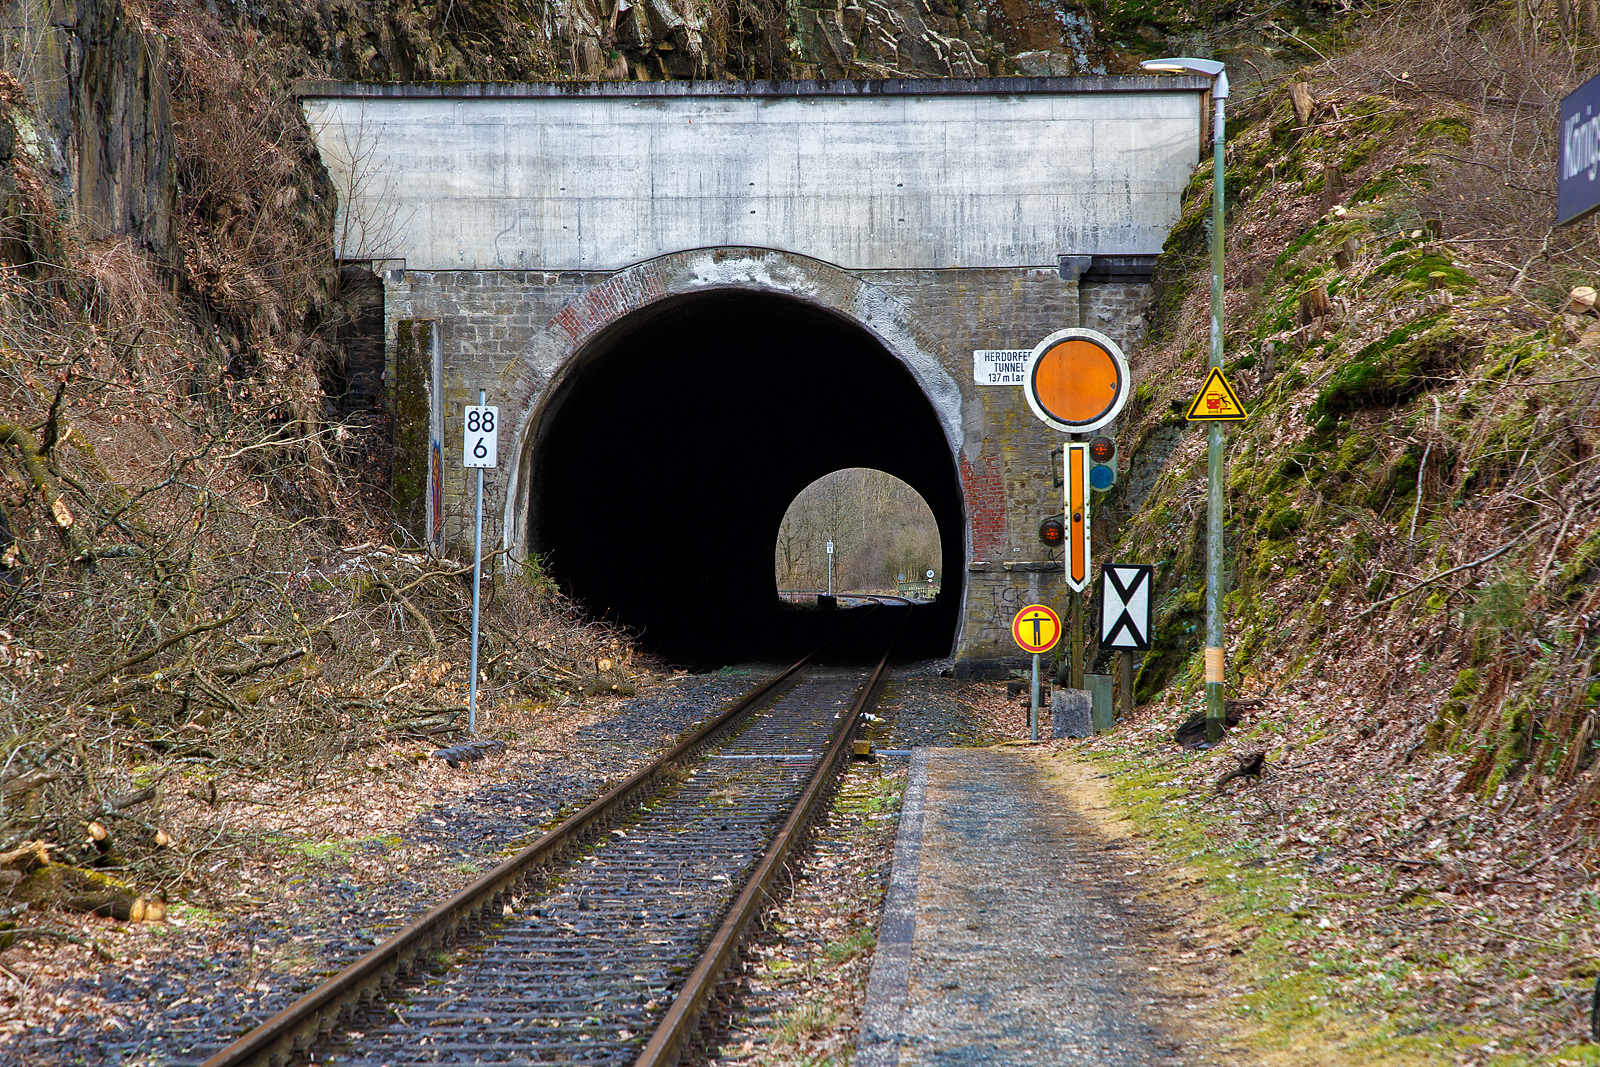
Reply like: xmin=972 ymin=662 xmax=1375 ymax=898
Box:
xmin=1560 ymin=70 xmax=1600 ymax=225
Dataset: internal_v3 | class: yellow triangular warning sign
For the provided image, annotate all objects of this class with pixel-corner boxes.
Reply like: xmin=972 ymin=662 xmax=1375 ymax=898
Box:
xmin=1184 ymin=367 xmax=1249 ymax=422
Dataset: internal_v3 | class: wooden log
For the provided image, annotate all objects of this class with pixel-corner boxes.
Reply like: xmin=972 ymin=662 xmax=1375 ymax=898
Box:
xmin=16 ymin=865 xmax=141 ymax=919
xmin=0 ymin=840 xmax=53 ymax=872
xmin=1289 ymin=81 xmax=1315 ymax=126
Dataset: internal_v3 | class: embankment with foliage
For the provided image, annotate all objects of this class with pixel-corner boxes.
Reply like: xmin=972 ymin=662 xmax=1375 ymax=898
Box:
xmin=1096 ymin=3 xmax=1600 ymax=1061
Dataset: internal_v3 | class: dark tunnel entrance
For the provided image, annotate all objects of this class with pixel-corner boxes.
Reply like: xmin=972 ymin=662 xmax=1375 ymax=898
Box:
xmin=526 ymin=290 xmax=965 ymax=665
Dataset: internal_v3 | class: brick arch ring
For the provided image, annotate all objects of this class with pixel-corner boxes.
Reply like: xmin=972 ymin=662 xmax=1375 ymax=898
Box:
xmin=497 ymin=246 xmax=969 ymax=561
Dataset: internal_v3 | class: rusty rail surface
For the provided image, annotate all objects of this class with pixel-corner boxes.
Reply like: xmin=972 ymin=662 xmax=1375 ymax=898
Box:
xmin=197 ymin=653 xmax=818 ymax=1067
xmin=634 ymin=640 xmax=893 ymax=1067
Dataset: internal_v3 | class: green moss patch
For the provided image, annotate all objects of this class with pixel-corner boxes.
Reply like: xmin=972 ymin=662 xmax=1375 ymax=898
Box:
xmin=1309 ymin=316 xmax=1470 ymax=422
xmin=1417 ymin=113 xmax=1471 ymax=147
xmin=1372 ymin=250 xmax=1478 ymax=296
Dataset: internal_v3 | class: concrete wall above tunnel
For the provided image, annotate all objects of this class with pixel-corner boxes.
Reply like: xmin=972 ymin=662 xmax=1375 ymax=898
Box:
xmin=300 ymin=77 xmax=1210 ymax=272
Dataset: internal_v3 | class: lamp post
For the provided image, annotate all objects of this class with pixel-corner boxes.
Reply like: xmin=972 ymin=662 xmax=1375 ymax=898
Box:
xmin=1143 ymin=56 xmax=1230 ymax=744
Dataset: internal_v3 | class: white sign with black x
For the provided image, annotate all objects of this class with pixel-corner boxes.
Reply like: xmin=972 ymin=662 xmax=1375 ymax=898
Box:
xmin=1100 ymin=563 xmax=1154 ymax=651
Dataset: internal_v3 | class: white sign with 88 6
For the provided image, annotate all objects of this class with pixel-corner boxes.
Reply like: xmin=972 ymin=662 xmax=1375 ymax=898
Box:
xmin=463 ymin=405 xmax=499 ymax=468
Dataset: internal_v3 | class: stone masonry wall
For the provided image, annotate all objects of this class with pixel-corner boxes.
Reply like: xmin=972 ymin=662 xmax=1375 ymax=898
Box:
xmin=386 ymin=269 xmax=603 ymax=559
xmin=861 ymin=267 xmax=1075 ymax=669
xmin=1080 ymin=281 xmax=1155 ymax=355
xmin=383 ymin=257 xmax=1153 ymax=670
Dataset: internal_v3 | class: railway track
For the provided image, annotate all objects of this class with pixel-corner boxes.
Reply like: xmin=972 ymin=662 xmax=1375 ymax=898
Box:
xmin=190 ymin=637 xmax=896 ymax=1067
xmin=842 ymin=594 xmax=917 ymax=607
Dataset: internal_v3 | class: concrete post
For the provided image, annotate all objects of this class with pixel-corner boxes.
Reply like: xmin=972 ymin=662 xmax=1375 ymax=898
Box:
xmin=1051 ymin=689 xmax=1092 ymax=738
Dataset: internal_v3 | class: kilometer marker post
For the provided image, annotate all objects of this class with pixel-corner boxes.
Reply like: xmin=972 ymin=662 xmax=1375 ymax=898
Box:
xmin=463 ymin=389 xmax=500 ymax=734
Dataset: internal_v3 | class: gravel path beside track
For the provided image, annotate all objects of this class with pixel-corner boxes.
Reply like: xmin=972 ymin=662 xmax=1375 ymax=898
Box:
xmin=860 ymin=748 xmax=1235 ymax=1067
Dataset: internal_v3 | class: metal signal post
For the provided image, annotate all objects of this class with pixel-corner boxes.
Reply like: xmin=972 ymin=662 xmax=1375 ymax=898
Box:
xmin=1063 ymin=441 xmax=1091 ymax=689
xmin=1022 ymin=328 xmax=1125 ymax=697
xmin=462 ymin=389 xmax=500 ymax=734
xmin=1144 ymin=55 xmax=1232 ymax=743
xmin=1012 ymin=604 xmax=1061 ymax=742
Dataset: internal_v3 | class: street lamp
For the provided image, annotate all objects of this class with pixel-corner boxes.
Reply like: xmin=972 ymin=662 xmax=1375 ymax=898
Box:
xmin=1142 ymin=56 xmax=1230 ymax=744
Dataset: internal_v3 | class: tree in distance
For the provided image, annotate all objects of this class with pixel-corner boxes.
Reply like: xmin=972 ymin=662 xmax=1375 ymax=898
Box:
xmin=774 ymin=468 xmax=940 ymax=593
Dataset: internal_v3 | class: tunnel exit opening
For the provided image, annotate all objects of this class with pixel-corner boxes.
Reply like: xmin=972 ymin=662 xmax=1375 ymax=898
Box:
xmin=524 ymin=289 xmax=964 ymax=666
xmin=775 ymin=468 xmax=943 ymax=599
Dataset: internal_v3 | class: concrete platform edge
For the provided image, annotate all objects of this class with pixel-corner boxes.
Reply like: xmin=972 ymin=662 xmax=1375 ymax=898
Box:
xmin=856 ymin=746 xmax=929 ymax=1067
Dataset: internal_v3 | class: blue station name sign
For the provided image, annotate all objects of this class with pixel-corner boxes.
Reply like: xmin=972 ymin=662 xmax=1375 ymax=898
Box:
xmin=1560 ymin=70 xmax=1600 ymax=225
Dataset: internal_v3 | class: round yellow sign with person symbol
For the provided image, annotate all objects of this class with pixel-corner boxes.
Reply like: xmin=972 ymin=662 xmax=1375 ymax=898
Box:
xmin=1011 ymin=603 xmax=1062 ymax=654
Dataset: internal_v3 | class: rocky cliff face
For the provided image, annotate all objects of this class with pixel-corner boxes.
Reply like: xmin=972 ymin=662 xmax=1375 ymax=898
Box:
xmin=0 ymin=0 xmax=174 ymax=257
xmin=237 ymin=0 xmax=1107 ymax=86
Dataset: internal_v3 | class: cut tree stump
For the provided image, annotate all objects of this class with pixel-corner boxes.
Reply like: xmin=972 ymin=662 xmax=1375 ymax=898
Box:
xmin=1299 ymin=286 xmax=1333 ymax=325
xmin=1322 ymin=164 xmax=1344 ymax=210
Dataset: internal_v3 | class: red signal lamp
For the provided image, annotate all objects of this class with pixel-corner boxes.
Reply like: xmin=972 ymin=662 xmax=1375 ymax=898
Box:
xmin=1088 ymin=435 xmax=1117 ymax=492
xmin=1038 ymin=515 xmax=1066 ymax=547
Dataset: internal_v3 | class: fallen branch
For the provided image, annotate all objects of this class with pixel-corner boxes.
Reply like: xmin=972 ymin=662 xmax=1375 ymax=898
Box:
xmin=94 ymin=781 xmax=162 ymax=817
xmin=80 ymin=603 xmax=250 ymax=690
xmin=1215 ymin=751 xmax=1267 ymax=792
xmin=1489 ymin=838 xmax=1583 ymax=883
xmin=1455 ymin=373 xmax=1600 ymax=388
xmin=0 ymin=771 xmax=60 ymax=798
xmin=359 ymin=648 xmax=407 ymax=685
xmin=373 ymin=578 xmax=440 ymax=654
xmin=1358 ymin=523 xmax=1550 ymax=617
xmin=210 ymin=646 xmax=309 ymax=680
xmin=0 ymin=422 xmax=91 ymax=560
xmin=97 ymin=647 xmax=307 ymax=702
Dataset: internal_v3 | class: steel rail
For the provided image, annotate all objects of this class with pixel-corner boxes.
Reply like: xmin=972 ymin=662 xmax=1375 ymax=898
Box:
xmin=197 ymin=653 xmax=820 ymax=1067
xmin=634 ymin=638 xmax=895 ymax=1067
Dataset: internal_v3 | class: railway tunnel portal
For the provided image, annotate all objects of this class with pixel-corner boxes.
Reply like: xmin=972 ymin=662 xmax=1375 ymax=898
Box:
xmin=300 ymin=77 xmax=1208 ymax=671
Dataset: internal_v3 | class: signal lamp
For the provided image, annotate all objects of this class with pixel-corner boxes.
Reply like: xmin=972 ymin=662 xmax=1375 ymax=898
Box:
xmin=1038 ymin=515 xmax=1066 ymax=547
xmin=1088 ymin=435 xmax=1118 ymax=492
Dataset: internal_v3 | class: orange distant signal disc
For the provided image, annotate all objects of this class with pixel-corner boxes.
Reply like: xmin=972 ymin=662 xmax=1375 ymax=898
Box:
xmin=1022 ymin=328 xmax=1130 ymax=434
xmin=1033 ymin=340 xmax=1120 ymax=423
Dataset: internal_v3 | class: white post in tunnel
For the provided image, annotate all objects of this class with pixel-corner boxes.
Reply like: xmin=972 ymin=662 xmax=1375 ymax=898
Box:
xmin=826 ymin=540 xmax=835 ymax=596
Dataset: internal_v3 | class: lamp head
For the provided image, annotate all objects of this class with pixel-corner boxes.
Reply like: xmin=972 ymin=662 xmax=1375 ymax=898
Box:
xmin=1140 ymin=56 xmax=1228 ymax=98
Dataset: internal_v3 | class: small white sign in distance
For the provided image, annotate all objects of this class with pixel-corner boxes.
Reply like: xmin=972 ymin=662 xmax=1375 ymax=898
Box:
xmin=463 ymin=405 xmax=499 ymax=468
xmin=1100 ymin=564 xmax=1154 ymax=651
xmin=972 ymin=350 xmax=1032 ymax=386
